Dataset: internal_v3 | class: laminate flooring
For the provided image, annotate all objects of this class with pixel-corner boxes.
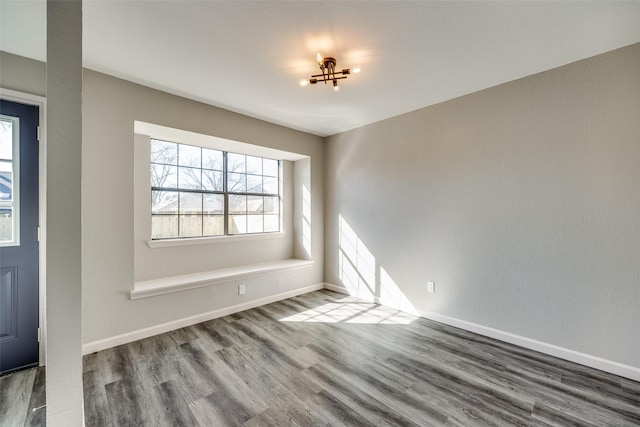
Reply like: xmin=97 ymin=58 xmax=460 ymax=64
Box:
xmin=80 ymin=290 xmax=640 ymax=426
xmin=0 ymin=366 xmax=46 ymax=426
xmin=6 ymin=290 xmax=637 ymax=426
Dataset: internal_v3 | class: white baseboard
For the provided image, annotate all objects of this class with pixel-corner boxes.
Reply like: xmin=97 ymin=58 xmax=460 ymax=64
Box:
xmin=82 ymin=283 xmax=324 ymax=355
xmin=323 ymin=283 xmax=640 ymax=382
xmin=83 ymin=281 xmax=640 ymax=382
xmin=323 ymin=283 xmax=350 ymax=295
xmin=323 ymin=283 xmax=394 ymax=310
xmin=417 ymin=309 xmax=640 ymax=382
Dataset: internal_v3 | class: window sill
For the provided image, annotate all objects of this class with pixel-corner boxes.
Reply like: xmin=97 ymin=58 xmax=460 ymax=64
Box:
xmin=130 ymin=258 xmax=314 ymax=300
xmin=147 ymin=231 xmax=285 ymax=248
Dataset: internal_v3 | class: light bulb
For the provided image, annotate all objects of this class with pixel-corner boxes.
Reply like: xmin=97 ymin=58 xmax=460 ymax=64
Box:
xmin=352 ymin=66 xmax=361 ymax=74
xmin=317 ymin=52 xmax=324 ymax=64
xmin=299 ymin=79 xmax=309 ymax=87
xmin=333 ymin=85 xmax=340 ymax=92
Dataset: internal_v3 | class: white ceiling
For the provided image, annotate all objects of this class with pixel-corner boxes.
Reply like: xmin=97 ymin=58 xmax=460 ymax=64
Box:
xmin=2 ymin=1 xmax=640 ymax=137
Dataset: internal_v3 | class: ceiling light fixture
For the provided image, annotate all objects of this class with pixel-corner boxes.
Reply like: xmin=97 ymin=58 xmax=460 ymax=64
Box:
xmin=300 ymin=53 xmax=359 ymax=92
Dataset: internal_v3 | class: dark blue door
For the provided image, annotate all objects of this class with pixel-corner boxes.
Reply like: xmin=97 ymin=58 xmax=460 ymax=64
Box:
xmin=0 ymin=99 xmax=39 ymax=374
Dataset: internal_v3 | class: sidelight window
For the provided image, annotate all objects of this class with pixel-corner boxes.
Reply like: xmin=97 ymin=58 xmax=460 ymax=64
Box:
xmin=0 ymin=116 xmax=19 ymax=246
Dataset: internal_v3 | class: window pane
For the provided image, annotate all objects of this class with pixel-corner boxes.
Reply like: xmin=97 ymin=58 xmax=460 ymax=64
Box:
xmin=229 ymin=215 xmax=247 ymax=234
xmin=0 ymin=119 xmax=13 ymax=160
xmin=264 ymin=196 xmax=279 ymax=215
xmin=203 ymin=148 xmax=223 ymax=171
xmin=179 ymin=192 xmax=202 ymax=214
xmin=178 ymin=144 xmax=201 ymax=168
xmin=228 ymin=153 xmax=246 ymax=173
xmin=150 ymin=142 xmax=281 ymax=239
xmin=0 ymin=169 xmax=13 ymax=202
xmin=263 ymin=159 xmax=278 ymax=177
xmin=151 ymin=164 xmax=177 ymax=188
xmin=246 ymin=156 xmax=262 ymax=175
xmin=152 ymin=215 xmax=178 ymax=238
xmin=152 ymin=191 xmax=178 ymax=214
xmin=203 ymin=215 xmax=224 ymax=236
xmin=227 ymin=172 xmax=246 ymax=193
xmin=203 ymin=194 xmax=224 ymax=214
xmin=263 ymin=176 xmax=278 ymax=194
xmin=151 ymin=139 xmax=177 ymax=165
xmin=178 ymin=167 xmax=201 ymax=189
xmin=180 ymin=215 xmax=202 ymax=237
xmin=202 ymin=170 xmax=223 ymax=192
xmin=246 ymin=174 xmax=262 ymax=193
xmin=229 ymin=195 xmax=246 ymax=214
xmin=264 ymin=215 xmax=279 ymax=232
xmin=247 ymin=215 xmax=263 ymax=233
xmin=0 ymin=205 xmax=13 ymax=242
xmin=247 ymin=196 xmax=263 ymax=214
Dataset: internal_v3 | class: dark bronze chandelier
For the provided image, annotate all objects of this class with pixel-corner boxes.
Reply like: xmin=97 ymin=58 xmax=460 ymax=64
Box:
xmin=300 ymin=53 xmax=360 ymax=92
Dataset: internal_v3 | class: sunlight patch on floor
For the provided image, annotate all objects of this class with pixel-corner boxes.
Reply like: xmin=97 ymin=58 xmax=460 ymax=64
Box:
xmin=279 ymin=301 xmax=417 ymax=324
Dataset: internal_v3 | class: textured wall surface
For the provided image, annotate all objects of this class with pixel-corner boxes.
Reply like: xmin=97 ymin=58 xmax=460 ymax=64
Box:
xmin=0 ymin=51 xmax=46 ymax=96
xmin=46 ymin=1 xmax=84 ymax=425
xmin=324 ymin=43 xmax=640 ymax=368
xmin=82 ymin=70 xmax=324 ymax=343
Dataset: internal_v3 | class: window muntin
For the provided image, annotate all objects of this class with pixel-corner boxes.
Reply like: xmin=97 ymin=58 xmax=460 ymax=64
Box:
xmin=150 ymin=139 xmax=280 ymax=239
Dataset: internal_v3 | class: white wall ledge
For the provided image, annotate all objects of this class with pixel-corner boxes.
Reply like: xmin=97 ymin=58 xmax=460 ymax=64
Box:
xmin=131 ymin=258 xmax=314 ymax=300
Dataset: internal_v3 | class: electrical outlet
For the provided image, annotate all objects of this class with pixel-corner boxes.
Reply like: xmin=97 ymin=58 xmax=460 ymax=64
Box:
xmin=238 ymin=284 xmax=246 ymax=295
xmin=427 ymin=281 xmax=435 ymax=293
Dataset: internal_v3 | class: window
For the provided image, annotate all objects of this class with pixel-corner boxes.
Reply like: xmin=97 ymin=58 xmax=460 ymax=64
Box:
xmin=0 ymin=115 xmax=19 ymax=246
xmin=150 ymin=139 xmax=280 ymax=239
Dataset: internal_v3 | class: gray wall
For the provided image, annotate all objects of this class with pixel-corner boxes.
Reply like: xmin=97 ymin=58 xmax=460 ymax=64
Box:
xmin=324 ymin=43 xmax=640 ymax=368
xmin=82 ymin=70 xmax=324 ymax=344
xmin=46 ymin=2 xmax=84 ymax=424
xmin=0 ymin=51 xmax=46 ymax=96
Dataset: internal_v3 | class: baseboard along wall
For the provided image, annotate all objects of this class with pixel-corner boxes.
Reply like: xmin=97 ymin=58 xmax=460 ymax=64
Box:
xmin=323 ymin=283 xmax=640 ymax=382
xmin=83 ymin=281 xmax=640 ymax=382
xmin=82 ymin=283 xmax=324 ymax=355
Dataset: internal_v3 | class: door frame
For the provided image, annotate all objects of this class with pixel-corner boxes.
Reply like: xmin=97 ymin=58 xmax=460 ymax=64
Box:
xmin=0 ymin=88 xmax=47 ymax=366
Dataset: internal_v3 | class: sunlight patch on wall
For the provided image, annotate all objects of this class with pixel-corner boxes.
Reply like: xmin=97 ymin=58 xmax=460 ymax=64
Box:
xmin=380 ymin=267 xmax=419 ymax=315
xmin=302 ymin=184 xmax=311 ymax=257
xmin=338 ymin=214 xmax=375 ymax=299
xmin=336 ymin=214 xmax=417 ymax=318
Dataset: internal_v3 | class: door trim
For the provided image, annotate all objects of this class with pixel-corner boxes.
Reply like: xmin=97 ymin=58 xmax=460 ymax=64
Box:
xmin=0 ymin=88 xmax=47 ymax=366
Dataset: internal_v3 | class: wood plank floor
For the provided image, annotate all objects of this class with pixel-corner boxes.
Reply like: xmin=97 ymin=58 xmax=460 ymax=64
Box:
xmin=81 ymin=290 xmax=640 ymax=426
xmin=4 ymin=289 xmax=639 ymax=426
xmin=0 ymin=366 xmax=46 ymax=426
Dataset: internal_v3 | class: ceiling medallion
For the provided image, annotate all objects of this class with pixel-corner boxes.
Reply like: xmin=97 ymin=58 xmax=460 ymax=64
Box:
xmin=299 ymin=53 xmax=361 ymax=92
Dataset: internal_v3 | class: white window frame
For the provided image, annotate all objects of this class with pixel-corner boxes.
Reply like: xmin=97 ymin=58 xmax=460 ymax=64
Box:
xmin=150 ymin=138 xmax=282 ymax=240
xmin=135 ymin=121 xmax=309 ymax=250
xmin=0 ymin=114 xmax=20 ymax=247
